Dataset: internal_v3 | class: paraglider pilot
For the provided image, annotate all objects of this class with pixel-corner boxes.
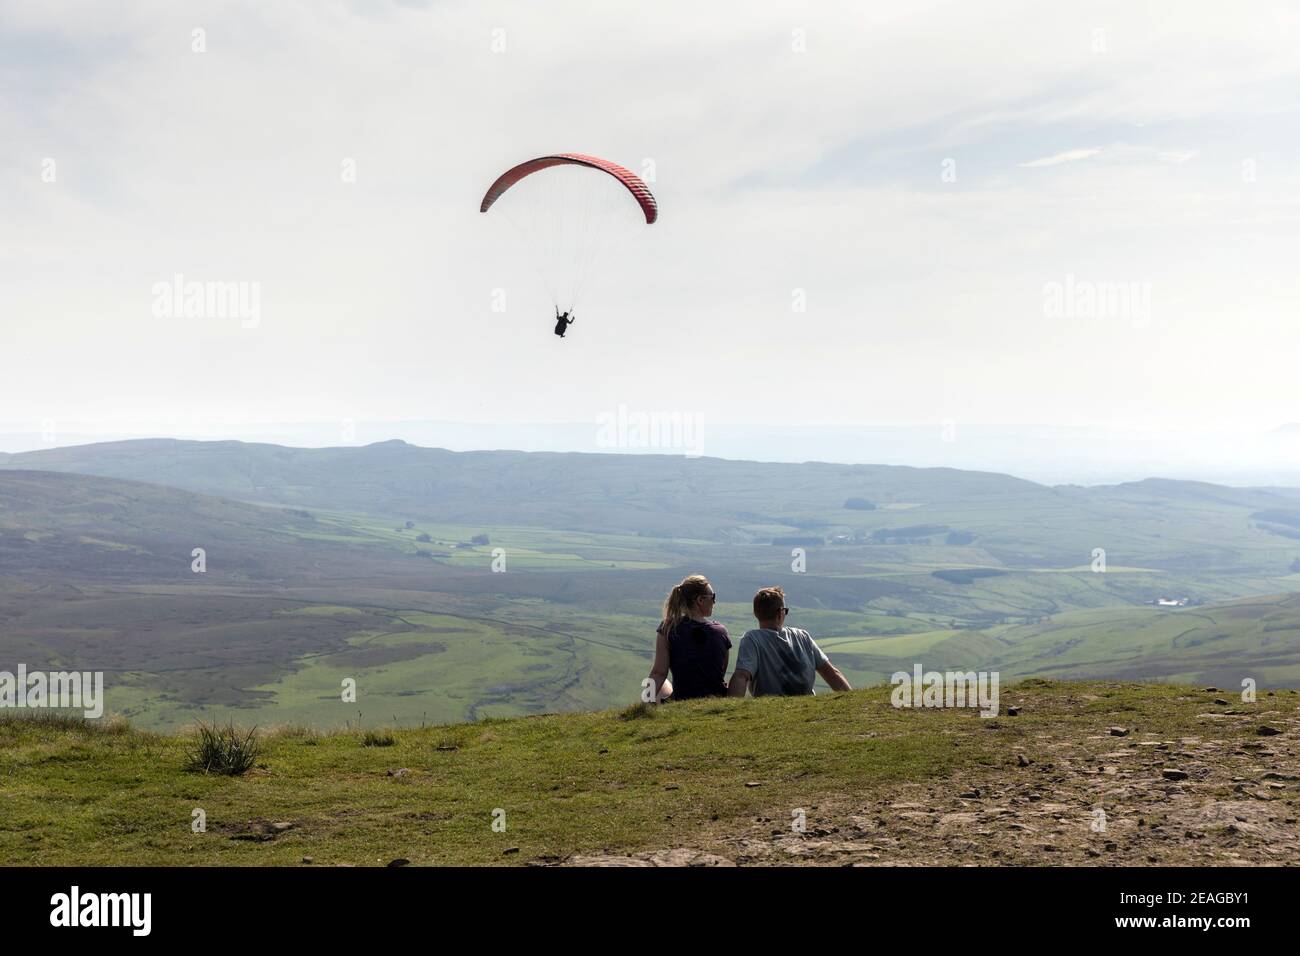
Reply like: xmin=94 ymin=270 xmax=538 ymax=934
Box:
xmin=554 ymin=309 xmax=575 ymax=338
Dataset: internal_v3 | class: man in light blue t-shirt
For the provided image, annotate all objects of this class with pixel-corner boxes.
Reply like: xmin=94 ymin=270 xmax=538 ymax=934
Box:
xmin=728 ymin=587 xmax=852 ymax=697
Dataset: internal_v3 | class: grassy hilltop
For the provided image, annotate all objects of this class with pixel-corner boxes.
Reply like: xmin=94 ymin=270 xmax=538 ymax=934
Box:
xmin=2 ymin=680 xmax=1297 ymax=867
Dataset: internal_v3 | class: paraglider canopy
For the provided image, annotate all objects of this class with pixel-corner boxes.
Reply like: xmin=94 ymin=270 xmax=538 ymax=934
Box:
xmin=480 ymin=153 xmax=658 ymax=224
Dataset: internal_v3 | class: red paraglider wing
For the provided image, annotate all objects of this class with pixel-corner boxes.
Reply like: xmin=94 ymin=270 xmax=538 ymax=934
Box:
xmin=480 ymin=153 xmax=658 ymax=224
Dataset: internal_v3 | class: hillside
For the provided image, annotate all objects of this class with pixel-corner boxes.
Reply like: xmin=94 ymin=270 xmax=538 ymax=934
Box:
xmin=1 ymin=680 xmax=1297 ymax=866
xmin=0 ymin=438 xmax=1053 ymax=539
xmin=2 ymin=455 xmax=1300 ymax=730
xmin=5 ymin=437 xmax=1300 ymax=570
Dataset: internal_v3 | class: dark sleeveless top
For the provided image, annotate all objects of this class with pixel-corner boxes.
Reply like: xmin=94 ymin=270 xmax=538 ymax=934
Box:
xmin=664 ymin=618 xmax=732 ymax=700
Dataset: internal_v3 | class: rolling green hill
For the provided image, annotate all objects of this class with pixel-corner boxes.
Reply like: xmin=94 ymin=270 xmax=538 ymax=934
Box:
xmin=1 ymin=441 xmax=1299 ymax=730
xmin=5 ymin=439 xmax=1299 ymax=572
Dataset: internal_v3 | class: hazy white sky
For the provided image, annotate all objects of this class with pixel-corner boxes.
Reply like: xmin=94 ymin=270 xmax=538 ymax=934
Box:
xmin=3 ymin=0 xmax=1299 ymax=437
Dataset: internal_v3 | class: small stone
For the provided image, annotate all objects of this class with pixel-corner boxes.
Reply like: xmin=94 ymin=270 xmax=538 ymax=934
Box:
xmin=745 ymin=781 xmax=762 ymax=788
xmin=1007 ymin=706 xmax=1021 ymax=717
xmin=503 ymin=847 xmax=520 ymax=855
xmin=301 ymin=856 xmax=313 ymax=864
xmin=1162 ymin=769 xmax=1189 ymax=780
xmin=271 ymin=821 xmax=294 ymax=832
xmin=387 ymin=768 xmax=410 ymax=777
xmin=1017 ymin=754 xmax=1032 ymax=767
xmin=387 ymin=858 xmax=410 ymax=867
xmin=1214 ymin=698 xmax=1228 ymax=706
xmin=1257 ymin=726 xmax=1282 ymax=736
xmin=1204 ymin=687 xmax=1218 ymax=692
xmin=1109 ymin=727 xmax=1129 ymax=737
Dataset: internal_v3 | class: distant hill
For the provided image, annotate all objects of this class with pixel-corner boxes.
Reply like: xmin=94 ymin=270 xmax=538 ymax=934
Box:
xmin=0 ymin=469 xmax=346 ymax=583
xmin=0 ymin=438 xmax=1050 ymax=537
xmin=4 ymin=438 xmax=1299 ymax=567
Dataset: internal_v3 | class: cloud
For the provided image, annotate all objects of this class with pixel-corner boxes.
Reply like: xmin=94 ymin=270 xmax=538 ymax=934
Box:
xmin=1019 ymin=148 xmax=1103 ymax=168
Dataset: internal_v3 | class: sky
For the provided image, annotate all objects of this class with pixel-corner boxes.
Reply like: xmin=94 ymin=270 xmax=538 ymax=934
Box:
xmin=3 ymin=1 xmax=1300 ymax=456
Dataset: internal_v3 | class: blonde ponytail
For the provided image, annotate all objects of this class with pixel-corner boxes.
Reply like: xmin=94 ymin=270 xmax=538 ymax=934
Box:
xmin=658 ymin=575 xmax=712 ymax=638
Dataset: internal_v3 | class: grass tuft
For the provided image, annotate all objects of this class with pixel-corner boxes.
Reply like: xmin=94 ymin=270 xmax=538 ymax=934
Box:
xmin=185 ymin=722 xmax=260 ymax=775
xmin=619 ymin=701 xmax=656 ymax=720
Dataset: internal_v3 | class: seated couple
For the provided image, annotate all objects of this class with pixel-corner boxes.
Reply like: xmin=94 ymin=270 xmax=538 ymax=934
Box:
xmin=647 ymin=574 xmax=852 ymax=701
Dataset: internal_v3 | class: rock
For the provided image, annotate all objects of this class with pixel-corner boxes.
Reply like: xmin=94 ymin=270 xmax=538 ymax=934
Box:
xmin=1262 ymin=772 xmax=1299 ymax=781
xmin=387 ymin=858 xmax=410 ymax=867
xmin=271 ymin=821 xmax=294 ymax=832
xmin=1017 ymin=754 xmax=1032 ymax=767
xmin=1214 ymin=698 xmax=1228 ymax=706
xmin=745 ymin=781 xmax=762 ymax=788
xmin=301 ymin=856 xmax=313 ymax=864
xmin=562 ymin=850 xmax=734 ymax=867
xmin=1205 ymin=687 xmax=1218 ymax=692
xmin=1162 ymin=769 xmax=1190 ymax=780
xmin=387 ymin=768 xmax=410 ymax=777
xmin=959 ymin=789 xmax=981 ymax=799
xmin=503 ymin=847 xmax=520 ymax=855
xmin=1109 ymin=727 xmax=1129 ymax=737
xmin=1257 ymin=726 xmax=1282 ymax=736
xmin=1007 ymin=706 xmax=1021 ymax=717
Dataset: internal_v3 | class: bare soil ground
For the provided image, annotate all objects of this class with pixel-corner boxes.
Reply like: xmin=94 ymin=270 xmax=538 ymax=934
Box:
xmin=561 ymin=690 xmax=1300 ymax=866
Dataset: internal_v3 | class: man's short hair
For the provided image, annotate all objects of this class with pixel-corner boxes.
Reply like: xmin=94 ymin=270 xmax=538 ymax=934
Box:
xmin=753 ymin=586 xmax=785 ymax=620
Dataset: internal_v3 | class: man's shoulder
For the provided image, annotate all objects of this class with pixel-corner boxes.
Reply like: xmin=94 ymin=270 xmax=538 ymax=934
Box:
xmin=786 ymin=627 xmax=824 ymax=653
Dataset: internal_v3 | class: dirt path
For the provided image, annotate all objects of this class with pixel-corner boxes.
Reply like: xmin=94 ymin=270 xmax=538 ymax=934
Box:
xmin=558 ymin=692 xmax=1300 ymax=867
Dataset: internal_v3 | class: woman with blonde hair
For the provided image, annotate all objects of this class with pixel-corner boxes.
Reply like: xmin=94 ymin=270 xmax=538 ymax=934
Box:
xmin=647 ymin=574 xmax=731 ymax=702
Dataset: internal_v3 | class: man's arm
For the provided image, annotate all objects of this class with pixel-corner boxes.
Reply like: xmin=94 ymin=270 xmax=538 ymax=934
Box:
xmin=727 ymin=669 xmax=751 ymax=697
xmin=816 ymin=660 xmax=852 ymax=692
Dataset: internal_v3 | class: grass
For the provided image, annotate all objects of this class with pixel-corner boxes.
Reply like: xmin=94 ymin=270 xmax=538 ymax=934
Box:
xmin=184 ymin=722 xmax=260 ymax=775
xmin=1 ymin=679 xmax=1290 ymax=866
